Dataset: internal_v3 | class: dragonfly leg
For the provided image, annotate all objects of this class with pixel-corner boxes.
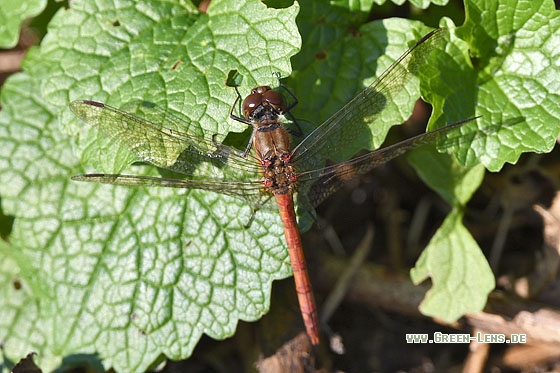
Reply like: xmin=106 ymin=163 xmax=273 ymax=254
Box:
xmin=284 ymin=112 xmax=304 ymax=138
xmin=243 ymin=194 xmax=273 ymax=229
xmin=229 ymin=87 xmax=253 ymax=126
xmin=229 ymin=86 xmax=258 ymax=156
xmin=272 ymin=72 xmax=303 ymax=137
xmin=209 ymin=133 xmax=248 ymax=160
xmin=242 ymin=128 xmax=256 ymax=157
xmin=273 ymin=72 xmax=299 ymax=112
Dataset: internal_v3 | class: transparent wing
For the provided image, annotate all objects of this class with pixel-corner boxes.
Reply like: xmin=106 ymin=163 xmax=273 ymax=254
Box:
xmin=70 ymin=100 xmax=263 ymax=179
xmin=291 ymin=28 xmax=447 ymax=166
xmin=71 ymin=173 xmax=271 ymax=206
xmin=296 ymin=118 xmax=477 ymax=208
xmin=70 ymin=100 xmax=271 ymax=205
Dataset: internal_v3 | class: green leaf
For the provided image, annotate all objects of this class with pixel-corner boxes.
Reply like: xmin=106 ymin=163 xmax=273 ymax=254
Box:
xmin=0 ymin=73 xmax=60 ymax=371
xmin=0 ymin=248 xmax=43 ymax=372
xmin=0 ymin=0 xmax=46 ymax=48
xmin=0 ymin=0 xmax=300 ymax=371
xmin=43 ymin=0 xmax=300 ymax=173
xmin=406 ymin=0 xmax=559 ymax=321
xmin=406 ymin=0 xmax=452 ymax=8
xmin=410 ymin=210 xmax=495 ymax=322
xmin=424 ymin=3 xmax=560 ymax=171
xmin=408 ymin=147 xmax=485 ymax=207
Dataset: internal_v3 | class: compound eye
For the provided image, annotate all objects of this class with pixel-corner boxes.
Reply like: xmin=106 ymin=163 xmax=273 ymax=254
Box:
xmin=242 ymin=93 xmax=263 ymax=118
xmin=251 ymin=85 xmax=272 ymax=95
xmin=262 ymin=89 xmax=286 ymax=110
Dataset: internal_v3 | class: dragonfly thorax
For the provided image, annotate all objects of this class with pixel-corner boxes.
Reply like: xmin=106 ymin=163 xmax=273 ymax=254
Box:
xmin=249 ymin=110 xmax=297 ymax=195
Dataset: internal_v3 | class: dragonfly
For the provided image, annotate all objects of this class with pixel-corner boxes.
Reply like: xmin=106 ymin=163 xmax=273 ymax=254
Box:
xmin=70 ymin=28 xmax=475 ymax=346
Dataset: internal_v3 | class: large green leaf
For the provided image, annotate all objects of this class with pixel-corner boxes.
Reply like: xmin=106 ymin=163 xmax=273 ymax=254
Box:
xmin=0 ymin=0 xmax=300 ymax=371
xmin=410 ymin=209 xmax=495 ymax=322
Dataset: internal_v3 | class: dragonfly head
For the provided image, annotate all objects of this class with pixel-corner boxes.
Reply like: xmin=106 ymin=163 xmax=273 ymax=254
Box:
xmin=242 ymin=85 xmax=287 ymax=122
